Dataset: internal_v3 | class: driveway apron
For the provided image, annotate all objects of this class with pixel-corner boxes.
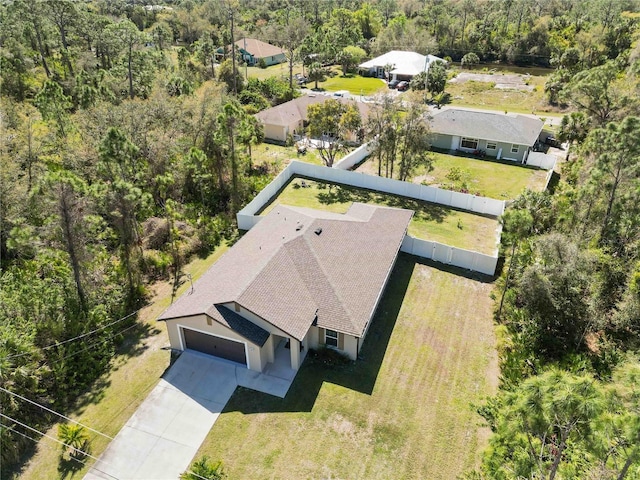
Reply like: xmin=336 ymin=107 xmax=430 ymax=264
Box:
xmin=84 ymin=352 xmax=238 ymax=480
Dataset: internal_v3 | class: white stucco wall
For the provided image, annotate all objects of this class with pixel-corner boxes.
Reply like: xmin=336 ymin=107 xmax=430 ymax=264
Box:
xmin=342 ymin=334 xmax=359 ymax=360
xmin=263 ymin=123 xmax=286 ymax=142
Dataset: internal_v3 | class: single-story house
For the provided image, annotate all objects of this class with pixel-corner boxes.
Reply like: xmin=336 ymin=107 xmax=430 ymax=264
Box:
xmin=158 ymin=203 xmax=412 ymax=372
xmin=429 ymin=108 xmax=544 ymax=163
xmin=255 ymin=94 xmax=370 ymax=143
xmin=218 ymin=38 xmax=286 ymax=67
xmin=359 ymin=50 xmax=445 ymax=81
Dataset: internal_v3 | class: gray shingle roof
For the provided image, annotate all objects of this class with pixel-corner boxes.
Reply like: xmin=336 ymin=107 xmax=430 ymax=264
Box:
xmin=430 ymin=108 xmax=543 ymax=146
xmin=158 ymin=203 xmax=412 ymax=340
xmin=211 ymin=305 xmax=270 ymax=346
xmin=255 ymin=95 xmax=371 ymax=128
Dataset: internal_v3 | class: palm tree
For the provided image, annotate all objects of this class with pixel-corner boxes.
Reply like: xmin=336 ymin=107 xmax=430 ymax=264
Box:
xmin=58 ymin=424 xmax=89 ymax=458
xmin=558 ymin=111 xmax=589 ymax=161
xmin=181 ymin=456 xmax=225 ymax=479
xmin=308 ymin=62 xmax=324 ymax=90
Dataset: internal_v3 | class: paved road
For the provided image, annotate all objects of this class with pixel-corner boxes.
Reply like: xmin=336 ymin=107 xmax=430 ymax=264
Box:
xmin=84 ymin=352 xmax=237 ymax=480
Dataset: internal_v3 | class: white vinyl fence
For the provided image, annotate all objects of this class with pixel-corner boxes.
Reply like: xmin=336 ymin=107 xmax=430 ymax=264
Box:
xmin=526 ymin=152 xmax=557 ymax=170
xmin=237 ymin=161 xmax=505 ymax=275
xmin=333 ymin=143 xmax=374 ymax=170
xmin=401 ymin=236 xmax=499 ymax=276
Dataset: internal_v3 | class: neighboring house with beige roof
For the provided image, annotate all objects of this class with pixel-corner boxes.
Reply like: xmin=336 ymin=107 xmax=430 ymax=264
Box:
xmin=255 ymin=94 xmax=370 ymax=143
xmin=218 ymin=37 xmax=286 ymax=66
xmin=429 ymin=108 xmax=544 ymax=163
xmin=158 ymin=203 xmax=412 ymax=373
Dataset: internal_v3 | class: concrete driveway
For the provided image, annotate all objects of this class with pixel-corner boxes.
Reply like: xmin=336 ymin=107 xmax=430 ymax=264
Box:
xmin=84 ymin=352 xmax=237 ymax=480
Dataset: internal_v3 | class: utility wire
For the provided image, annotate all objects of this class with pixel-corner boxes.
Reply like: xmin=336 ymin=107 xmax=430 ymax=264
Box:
xmin=0 ymin=386 xmax=113 ymax=440
xmin=5 ymin=308 xmax=142 ymax=360
xmin=185 ymin=469 xmax=216 ymax=480
xmin=0 ymin=413 xmax=109 ymax=467
xmin=2 ymin=416 xmax=204 ymax=480
xmin=0 ymin=421 xmax=120 ymax=480
xmin=45 ymin=322 xmax=141 ymax=365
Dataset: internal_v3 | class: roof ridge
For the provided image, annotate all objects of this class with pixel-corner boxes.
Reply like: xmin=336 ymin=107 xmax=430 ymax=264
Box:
xmin=284 ymin=231 xmax=358 ymax=334
xmin=234 ymin=206 xmax=309 ymax=303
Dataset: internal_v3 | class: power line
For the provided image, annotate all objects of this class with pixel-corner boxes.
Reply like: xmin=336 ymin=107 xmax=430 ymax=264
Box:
xmin=4 ymin=310 xmax=141 ymax=360
xmin=45 ymin=322 xmax=141 ymax=365
xmin=0 ymin=386 xmax=113 ymax=440
xmin=0 ymin=413 xmax=109 ymax=468
xmin=5 ymin=308 xmax=142 ymax=360
xmin=2 ymin=416 xmax=215 ymax=480
xmin=0 ymin=421 xmax=120 ymax=480
xmin=185 ymin=469 xmax=216 ymax=480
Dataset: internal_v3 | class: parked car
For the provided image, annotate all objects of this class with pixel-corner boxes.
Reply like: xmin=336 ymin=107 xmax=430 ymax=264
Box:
xmin=544 ymin=135 xmax=560 ymax=147
xmin=397 ymin=81 xmax=409 ymax=91
xmin=388 ymin=79 xmax=400 ymax=89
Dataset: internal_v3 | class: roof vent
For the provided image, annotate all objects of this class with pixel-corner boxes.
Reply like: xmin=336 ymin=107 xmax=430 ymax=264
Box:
xmin=296 ymin=223 xmax=303 ymax=231
xmin=314 ymin=227 xmax=323 ymax=235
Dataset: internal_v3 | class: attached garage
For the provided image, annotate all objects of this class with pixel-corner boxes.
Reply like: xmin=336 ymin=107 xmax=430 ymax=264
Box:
xmin=182 ymin=328 xmax=247 ymax=366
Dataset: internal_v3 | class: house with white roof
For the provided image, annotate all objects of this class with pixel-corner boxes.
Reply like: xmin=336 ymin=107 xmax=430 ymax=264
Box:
xmin=359 ymin=50 xmax=445 ymax=81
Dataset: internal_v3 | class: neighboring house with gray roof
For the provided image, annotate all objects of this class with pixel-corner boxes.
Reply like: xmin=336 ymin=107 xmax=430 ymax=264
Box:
xmin=158 ymin=203 xmax=412 ymax=373
xmin=429 ymin=108 xmax=544 ymax=163
xmin=255 ymin=94 xmax=370 ymax=144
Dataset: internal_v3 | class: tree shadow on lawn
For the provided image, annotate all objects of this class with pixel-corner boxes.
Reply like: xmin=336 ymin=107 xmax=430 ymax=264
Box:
xmin=222 ymin=255 xmax=493 ymax=415
xmin=71 ymin=321 xmax=161 ymax=414
xmin=315 ymin=183 xmax=448 ymax=223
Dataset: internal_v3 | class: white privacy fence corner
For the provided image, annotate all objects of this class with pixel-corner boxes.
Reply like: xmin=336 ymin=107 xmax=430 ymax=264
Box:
xmin=333 ymin=143 xmax=374 ymax=170
xmin=237 ymin=160 xmax=505 ymax=276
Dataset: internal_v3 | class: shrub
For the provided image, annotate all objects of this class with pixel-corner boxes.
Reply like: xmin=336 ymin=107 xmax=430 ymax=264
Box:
xmin=257 ymin=57 xmax=267 ymax=69
xmin=181 ymin=456 xmax=226 ymax=479
xmin=310 ymin=347 xmax=352 ymax=367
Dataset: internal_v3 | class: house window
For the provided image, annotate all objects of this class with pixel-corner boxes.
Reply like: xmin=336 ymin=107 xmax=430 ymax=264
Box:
xmin=511 ymin=144 xmax=519 ymax=153
xmin=461 ymin=137 xmax=478 ymax=149
xmin=325 ymin=329 xmax=339 ymax=348
xmin=486 ymin=142 xmax=497 ymax=150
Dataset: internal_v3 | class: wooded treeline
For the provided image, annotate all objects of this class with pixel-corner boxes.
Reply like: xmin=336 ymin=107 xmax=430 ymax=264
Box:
xmin=469 ymin=37 xmax=640 ymax=480
xmin=1 ymin=0 xmax=640 ymax=478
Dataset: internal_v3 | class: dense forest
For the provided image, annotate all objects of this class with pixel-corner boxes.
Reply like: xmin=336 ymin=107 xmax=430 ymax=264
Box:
xmin=1 ymin=0 xmax=640 ymax=478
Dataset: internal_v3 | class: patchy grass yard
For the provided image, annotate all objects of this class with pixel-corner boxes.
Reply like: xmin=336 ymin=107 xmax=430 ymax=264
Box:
xmin=252 ymin=142 xmax=361 ymax=171
xmin=16 ymin=245 xmax=229 ymax=480
xmin=252 ymin=142 xmax=324 ymax=168
xmin=356 ymin=152 xmax=548 ymax=199
xmin=445 ymin=66 xmax=564 ymax=116
xmin=194 ymin=254 xmax=499 ymax=479
xmin=259 ymin=178 xmax=499 ymax=254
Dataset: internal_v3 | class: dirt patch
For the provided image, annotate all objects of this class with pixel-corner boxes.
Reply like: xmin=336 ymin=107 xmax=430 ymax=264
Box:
xmin=412 ymin=174 xmax=436 ymax=185
xmin=450 ymin=72 xmax=534 ymax=91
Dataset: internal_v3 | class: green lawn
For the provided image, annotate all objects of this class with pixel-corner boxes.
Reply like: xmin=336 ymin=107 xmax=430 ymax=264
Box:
xmin=314 ymin=73 xmax=387 ymax=95
xmin=245 ymin=63 xmax=305 ymax=81
xmin=259 ymin=178 xmax=499 ymax=254
xmin=356 ymin=152 xmax=548 ymax=199
xmin=17 ymin=245 xmax=230 ymax=480
xmin=193 ymin=254 xmax=499 ymax=479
